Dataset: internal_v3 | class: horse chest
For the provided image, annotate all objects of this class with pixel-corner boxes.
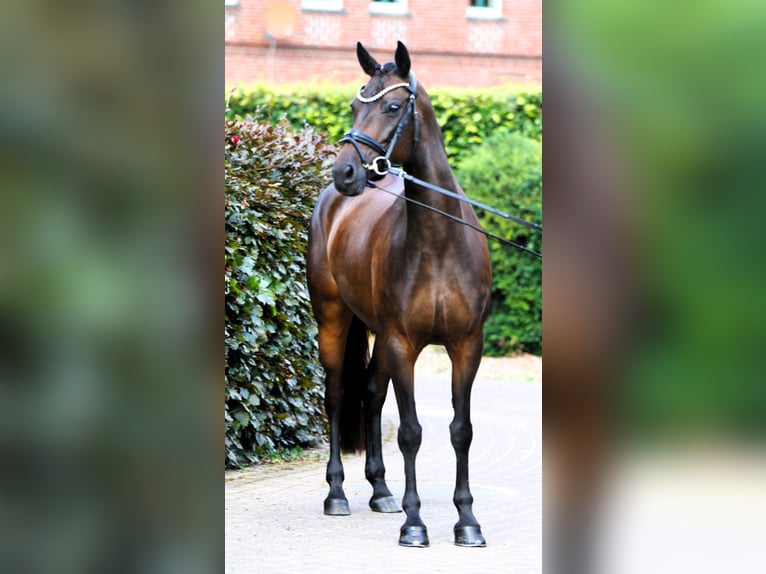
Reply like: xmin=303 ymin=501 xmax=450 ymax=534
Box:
xmin=380 ymin=256 xmax=484 ymax=339
xmin=322 ymin=189 xmax=488 ymax=339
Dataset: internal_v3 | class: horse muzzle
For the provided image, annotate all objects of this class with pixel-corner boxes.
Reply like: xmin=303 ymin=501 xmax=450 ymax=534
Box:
xmin=332 ymin=158 xmax=368 ymax=196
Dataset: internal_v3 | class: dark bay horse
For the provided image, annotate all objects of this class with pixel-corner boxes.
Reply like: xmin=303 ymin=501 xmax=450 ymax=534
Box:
xmin=307 ymin=42 xmax=491 ymax=548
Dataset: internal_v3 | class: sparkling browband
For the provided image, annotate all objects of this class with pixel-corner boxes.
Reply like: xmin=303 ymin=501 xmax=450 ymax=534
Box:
xmin=355 ymin=82 xmax=412 ymax=103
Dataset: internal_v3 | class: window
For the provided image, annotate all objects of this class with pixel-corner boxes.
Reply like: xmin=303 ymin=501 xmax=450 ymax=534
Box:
xmin=302 ymin=0 xmax=344 ymax=12
xmin=369 ymin=0 xmax=408 ymax=16
xmin=467 ymin=0 xmax=503 ymax=20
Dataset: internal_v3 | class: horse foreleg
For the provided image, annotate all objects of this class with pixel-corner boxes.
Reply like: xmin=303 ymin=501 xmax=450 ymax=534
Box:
xmin=448 ymin=335 xmax=487 ymax=547
xmin=388 ymin=338 xmax=428 ymax=547
xmin=319 ymin=324 xmax=352 ymax=516
xmin=364 ymin=338 xmax=401 ymax=513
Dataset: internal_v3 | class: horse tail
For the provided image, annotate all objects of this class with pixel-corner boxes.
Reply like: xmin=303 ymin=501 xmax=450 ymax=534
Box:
xmin=340 ymin=315 xmax=369 ymax=453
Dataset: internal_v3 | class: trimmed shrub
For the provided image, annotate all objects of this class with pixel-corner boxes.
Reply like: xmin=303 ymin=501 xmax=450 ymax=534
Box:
xmin=226 ymin=85 xmax=541 ymax=163
xmin=454 ymin=131 xmax=542 ymax=356
xmin=429 ymin=91 xmax=542 ymax=159
xmin=225 ymin=117 xmax=335 ymax=468
xmin=227 ymin=86 xmax=353 ymax=148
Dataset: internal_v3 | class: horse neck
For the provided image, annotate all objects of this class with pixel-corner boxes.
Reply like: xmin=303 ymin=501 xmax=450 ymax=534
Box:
xmin=401 ymin=119 xmax=465 ymax=246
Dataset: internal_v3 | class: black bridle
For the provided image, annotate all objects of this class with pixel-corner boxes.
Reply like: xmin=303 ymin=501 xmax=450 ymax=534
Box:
xmin=338 ymin=73 xmax=542 ymax=258
xmin=340 ymin=73 xmax=420 ymax=177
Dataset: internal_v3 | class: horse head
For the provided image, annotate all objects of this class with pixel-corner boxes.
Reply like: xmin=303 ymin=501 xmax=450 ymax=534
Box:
xmin=333 ymin=41 xmax=420 ymax=196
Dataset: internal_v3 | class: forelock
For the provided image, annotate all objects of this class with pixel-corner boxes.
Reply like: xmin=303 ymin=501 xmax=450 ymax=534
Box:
xmin=380 ymin=62 xmax=397 ymax=74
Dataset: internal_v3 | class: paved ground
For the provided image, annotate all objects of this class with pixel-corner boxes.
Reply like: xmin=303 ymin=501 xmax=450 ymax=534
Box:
xmin=225 ymin=350 xmax=541 ymax=574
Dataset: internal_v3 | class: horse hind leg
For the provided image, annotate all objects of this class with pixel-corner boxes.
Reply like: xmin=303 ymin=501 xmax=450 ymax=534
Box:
xmin=364 ymin=337 xmax=401 ymax=513
xmin=448 ymin=335 xmax=487 ymax=547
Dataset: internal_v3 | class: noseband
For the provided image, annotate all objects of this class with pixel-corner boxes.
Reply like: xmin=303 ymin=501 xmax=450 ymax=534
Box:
xmin=340 ymin=73 xmax=420 ymax=176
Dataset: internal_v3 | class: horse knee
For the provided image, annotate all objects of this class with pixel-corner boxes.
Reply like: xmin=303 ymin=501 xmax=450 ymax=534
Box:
xmin=324 ymin=388 xmax=342 ymax=417
xmin=398 ymin=421 xmax=422 ymax=454
xmin=323 ymin=366 xmax=343 ymax=402
xmin=449 ymin=419 xmax=473 ymax=452
xmin=363 ymin=380 xmax=386 ymax=411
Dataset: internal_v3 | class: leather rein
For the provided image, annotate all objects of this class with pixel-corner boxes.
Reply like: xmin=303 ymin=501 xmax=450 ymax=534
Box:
xmin=339 ymin=74 xmax=542 ymax=258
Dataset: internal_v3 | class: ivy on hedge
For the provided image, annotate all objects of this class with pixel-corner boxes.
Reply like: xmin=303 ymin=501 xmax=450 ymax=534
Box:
xmin=224 ymin=117 xmax=335 ymax=468
xmin=226 ymin=85 xmax=541 ymax=163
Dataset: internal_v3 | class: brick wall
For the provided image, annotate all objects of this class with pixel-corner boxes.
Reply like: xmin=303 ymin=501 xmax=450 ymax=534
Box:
xmin=225 ymin=0 xmax=541 ymax=88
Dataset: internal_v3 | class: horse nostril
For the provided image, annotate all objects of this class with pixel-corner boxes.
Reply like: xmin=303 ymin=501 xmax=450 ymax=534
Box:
xmin=333 ymin=160 xmax=361 ymax=193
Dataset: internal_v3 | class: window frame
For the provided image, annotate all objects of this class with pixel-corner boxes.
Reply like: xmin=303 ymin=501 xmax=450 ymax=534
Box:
xmin=301 ymin=0 xmax=344 ymax=12
xmin=466 ymin=0 xmax=503 ymax=20
xmin=369 ymin=0 xmax=409 ymax=16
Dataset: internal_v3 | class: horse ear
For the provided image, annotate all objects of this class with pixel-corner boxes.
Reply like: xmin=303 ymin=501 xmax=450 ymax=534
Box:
xmin=395 ymin=41 xmax=411 ymax=79
xmin=357 ymin=42 xmax=379 ymax=77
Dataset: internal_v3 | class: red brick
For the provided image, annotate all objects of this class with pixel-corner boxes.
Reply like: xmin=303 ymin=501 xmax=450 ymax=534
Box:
xmin=226 ymin=0 xmax=541 ymax=88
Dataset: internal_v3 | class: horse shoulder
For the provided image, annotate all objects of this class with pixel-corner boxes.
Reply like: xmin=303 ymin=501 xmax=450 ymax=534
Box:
xmin=307 ymin=185 xmax=345 ymax=308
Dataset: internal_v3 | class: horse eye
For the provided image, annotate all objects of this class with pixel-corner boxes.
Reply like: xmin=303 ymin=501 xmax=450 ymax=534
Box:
xmin=387 ymin=102 xmax=401 ymax=113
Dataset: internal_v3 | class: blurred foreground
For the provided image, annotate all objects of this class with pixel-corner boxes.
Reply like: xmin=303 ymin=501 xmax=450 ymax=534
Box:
xmin=544 ymin=1 xmax=766 ymax=572
xmin=1 ymin=3 xmax=220 ymax=573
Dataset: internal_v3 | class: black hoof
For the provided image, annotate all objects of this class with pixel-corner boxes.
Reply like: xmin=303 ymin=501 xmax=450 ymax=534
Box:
xmin=399 ymin=525 xmax=429 ymax=547
xmin=323 ymin=498 xmax=350 ymax=516
xmin=369 ymin=495 xmax=402 ymax=513
xmin=454 ymin=525 xmax=486 ymax=547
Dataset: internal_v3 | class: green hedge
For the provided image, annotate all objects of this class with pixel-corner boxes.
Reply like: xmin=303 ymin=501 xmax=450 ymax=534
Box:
xmin=429 ymin=91 xmax=542 ymax=159
xmin=226 ymin=84 xmax=543 ymax=356
xmin=454 ymin=131 xmax=542 ymax=356
xmin=226 ymin=85 xmax=541 ymax=163
xmin=224 ymin=117 xmax=335 ymax=468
